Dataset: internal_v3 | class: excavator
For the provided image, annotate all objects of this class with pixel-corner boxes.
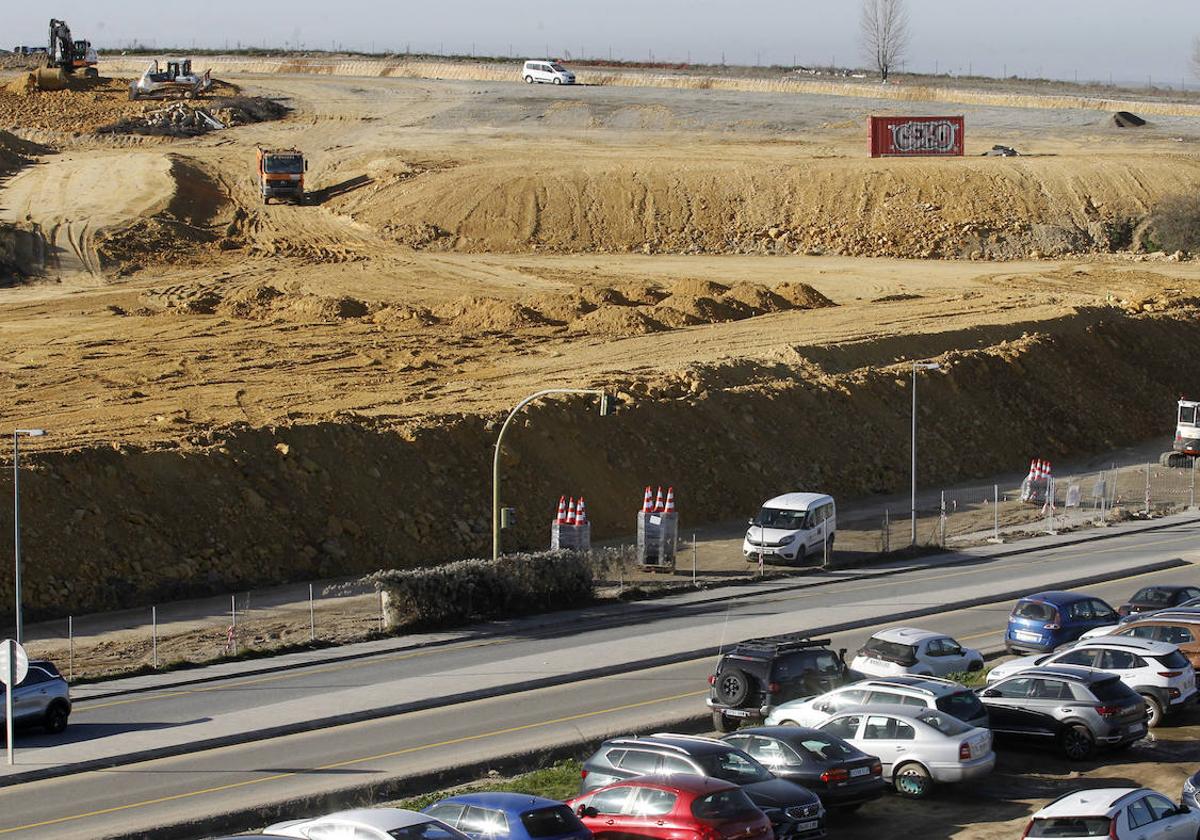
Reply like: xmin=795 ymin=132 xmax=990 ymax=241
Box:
xmin=30 ymin=19 xmax=98 ymax=90
xmin=1160 ymin=399 xmax=1200 ymax=467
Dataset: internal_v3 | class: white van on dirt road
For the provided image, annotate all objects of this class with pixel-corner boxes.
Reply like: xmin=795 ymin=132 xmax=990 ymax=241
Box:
xmin=522 ymin=60 xmax=576 ymax=85
xmin=743 ymin=492 xmax=836 ymax=564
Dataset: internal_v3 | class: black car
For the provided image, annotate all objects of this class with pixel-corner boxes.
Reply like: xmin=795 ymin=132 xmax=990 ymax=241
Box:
xmin=580 ymin=734 xmax=825 ymax=839
xmin=1119 ymin=585 xmax=1200 ymax=618
xmin=720 ymin=727 xmax=885 ymax=811
xmin=707 ymin=635 xmax=852 ymax=732
xmin=977 ymin=666 xmax=1148 ymax=760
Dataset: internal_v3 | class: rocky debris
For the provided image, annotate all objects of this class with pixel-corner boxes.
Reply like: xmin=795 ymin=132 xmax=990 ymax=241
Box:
xmin=99 ymin=101 xmax=225 ymax=136
xmin=982 ymin=145 xmax=1019 ymax=156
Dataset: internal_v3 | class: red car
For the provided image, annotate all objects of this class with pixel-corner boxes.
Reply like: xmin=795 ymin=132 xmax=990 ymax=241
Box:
xmin=565 ymin=774 xmax=773 ymax=840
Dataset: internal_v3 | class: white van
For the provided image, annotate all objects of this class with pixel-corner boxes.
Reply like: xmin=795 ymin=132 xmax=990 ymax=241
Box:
xmin=522 ymin=60 xmax=576 ymax=85
xmin=743 ymin=492 xmax=836 ymax=564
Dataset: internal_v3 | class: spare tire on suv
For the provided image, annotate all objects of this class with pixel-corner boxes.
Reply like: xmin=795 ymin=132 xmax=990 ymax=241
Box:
xmin=707 ymin=635 xmax=851 ymax=732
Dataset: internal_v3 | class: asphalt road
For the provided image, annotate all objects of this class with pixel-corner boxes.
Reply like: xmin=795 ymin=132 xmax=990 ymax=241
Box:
xmin=0 ymin=522 xmax=1196 ymax=839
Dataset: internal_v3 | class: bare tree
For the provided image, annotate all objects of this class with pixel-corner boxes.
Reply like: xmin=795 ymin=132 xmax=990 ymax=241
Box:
xmin=861 ymin=0 xmax=910 ymax=83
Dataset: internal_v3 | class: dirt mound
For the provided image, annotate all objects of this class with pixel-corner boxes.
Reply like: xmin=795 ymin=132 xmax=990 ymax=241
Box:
xmin=775 ymin=282 xmax=836 ymax=309
xmin=438 ymin=296 xmax=549 ymax=332
xmin=0 ymin=76 xmax=147 ymax=133
xmin=337 ymin=155 xmax=1200 ymax=260
xmin=0 ymin=129 xmax=43 ymax=176
xmin=570 ymin=305 xmax=666 ymax=337
xmin=141 ymin=280 xmax=373 ymax=322
xmin=529 ymin=291 xmax=595 ymax=323
xmin=656 ymin=292 xmax=746 ymax=322
xmin=721 ymin=281 xmax=792 ymax=313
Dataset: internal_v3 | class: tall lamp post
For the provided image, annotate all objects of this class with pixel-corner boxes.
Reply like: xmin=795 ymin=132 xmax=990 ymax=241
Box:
xmin=493 ymin=389 xmax=609 ymax=562
xmin=910 ymin=363 xmax=940 ymax=546
xmin=13 ymin=429 xmax=45 ymax=644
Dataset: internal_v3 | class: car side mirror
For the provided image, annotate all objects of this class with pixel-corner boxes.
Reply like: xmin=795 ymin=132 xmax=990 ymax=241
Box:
xmin=576 ymin=805 xmax=598 ymax=819
xmin=981 ymin=688 xmax=999 ymax=698
xmin=837 ymin=648 xmax=847 ymax=663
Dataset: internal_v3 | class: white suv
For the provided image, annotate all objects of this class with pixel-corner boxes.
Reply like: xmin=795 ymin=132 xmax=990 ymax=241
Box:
xmin=850 ymin=628 xmax=984 ymax=678
xmin=1024 ymin=788 xmax=1200 ymax=839
xmin=987 ymin=636 xmax=1196 ymax=727
xmin=522 ymin=60 xmax=575 ymax=85
xmin=764 ymin=675 xmax=989 ymax=730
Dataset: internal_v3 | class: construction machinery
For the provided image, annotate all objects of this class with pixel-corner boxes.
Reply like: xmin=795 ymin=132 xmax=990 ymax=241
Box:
xmin=31 ymin=18 xmax=97 ymax=89
xmin=1160 ymin=399 xmax=1200 ymax=467
xmin=128 ymin=59 xmax=212 ymax=100
xmin=257 ymin=148 xmax=307 ymax=205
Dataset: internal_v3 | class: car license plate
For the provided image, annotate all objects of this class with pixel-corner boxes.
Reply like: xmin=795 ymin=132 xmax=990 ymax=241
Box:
xmin=849 ymin=766 xmax=870 ymax=778
xmin=726 ymin=709 xmax=752 ymax=717
xmin=796 ymin=821 xmax=819 ymax=832
xmin=1013 ymin=630 xmax=1041 ymax=642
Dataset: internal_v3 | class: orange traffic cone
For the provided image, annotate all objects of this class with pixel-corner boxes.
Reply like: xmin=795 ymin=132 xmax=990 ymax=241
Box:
xmin=566 ymin=497 xmax=577 ymax=526
xmin=556 ymin=495 xmax=567 ymax=524
xmin=576 ymin=497 xmax=588 ymax=525
xmin=654 ymin=486 xmax=665 ymax=512
xmin=641 ymin=486 xmax=653 ymax=513
xmin=664 ymin=487 xmax=676 ymax=515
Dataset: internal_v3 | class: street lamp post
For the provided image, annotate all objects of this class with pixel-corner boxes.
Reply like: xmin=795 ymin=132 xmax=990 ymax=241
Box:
xmin=910 ymin=363 xmax=940 ymax=546
xmin=493 ymin=390 xmax=609 ymax=561
xmin=13 ymin=429 xmax=45 ymax=644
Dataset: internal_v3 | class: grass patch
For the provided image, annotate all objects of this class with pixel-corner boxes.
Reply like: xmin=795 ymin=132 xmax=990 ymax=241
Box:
xmin=946 ymin=669 xmax=990 ymax=687
xmin=389 ymin=760 xmax=584 ymax=811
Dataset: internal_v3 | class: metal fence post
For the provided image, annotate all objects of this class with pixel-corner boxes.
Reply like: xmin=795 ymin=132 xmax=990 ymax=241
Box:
xmin=883 ymin=508 xmax=890 ymax=554
xmin=309 ymin=583 xmax=315 ymax=642
xmin=378 ymin=588 xmax=385 ymax=634
xmin=939 ymin=490 xmax=946 ymax=546
xmin=68 ymin=615 xmax=73 ymax=681
xmin=1191 ymin=459 xmax=1196 ymax=509
xmin=993 ymin=484 xmax=999 ymax=541
xmin=691 ymin=533 xmax=697 ymax=585
xmin=231 ymin=594 xmax=237 ymax=656
xmin=152 ymin=606 xmax=158 ymax=670
xmin=1145 ymin=462 xmax=1151 ymax=515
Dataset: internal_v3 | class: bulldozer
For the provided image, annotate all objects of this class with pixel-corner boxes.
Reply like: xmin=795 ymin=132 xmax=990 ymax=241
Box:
xmin=128 ymin=59 xmax=213 ymax=100
xmin=257 ymin=148 xmax=307 ymax=205
xmin=1160 ymin=398 xmax=1200 ymax=467
xmin=31 ymin=18 xmax=98 ymax=90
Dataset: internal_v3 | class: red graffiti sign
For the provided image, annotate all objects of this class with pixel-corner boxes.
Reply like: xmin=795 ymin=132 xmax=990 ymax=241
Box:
xmin=869 ymin=116 xmax=965 ymax=157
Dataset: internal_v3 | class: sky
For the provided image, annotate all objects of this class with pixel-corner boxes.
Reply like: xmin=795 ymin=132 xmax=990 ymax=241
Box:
xmin=8 ymin=1 xmax=1199 ymax=87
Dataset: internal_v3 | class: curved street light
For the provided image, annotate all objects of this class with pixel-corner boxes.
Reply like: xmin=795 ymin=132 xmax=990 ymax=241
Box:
xmin=493 ymin=389 xmax=609 ymax=561
xmin=911 ymin=362 xmax=940 ymax=546
xmin=13 ymin=429 xmax=46 ymax=644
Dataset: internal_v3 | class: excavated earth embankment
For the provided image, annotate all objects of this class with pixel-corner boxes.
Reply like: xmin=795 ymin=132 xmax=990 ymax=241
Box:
xmin=1 ymin=306 xmax=1197 ymax=619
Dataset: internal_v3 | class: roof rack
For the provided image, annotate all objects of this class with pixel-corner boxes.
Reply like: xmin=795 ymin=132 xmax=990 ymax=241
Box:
xmin=650 ymin=733 xmax=729 ymax=746
xmin=867 ymin=675 xmax=961 ymax=691
xmin=605 ymin=737 xmax=693 ymax=755
xmin=1030 ymin=666 xmax=1094 ymax=680
xmin=729 ymin=635 xmax=833 ymax=655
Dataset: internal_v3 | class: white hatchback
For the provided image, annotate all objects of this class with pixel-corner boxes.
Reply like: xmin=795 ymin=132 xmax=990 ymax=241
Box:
xmin=522 ymin=60 xmax=575 ymax=85
xmin=1024 ymin=787 xmax=1200 ymax=839
xmin=815 ymin=704 xmax=994 ymax=798
xmin=851 ymin=628 xmax=984 ymax=678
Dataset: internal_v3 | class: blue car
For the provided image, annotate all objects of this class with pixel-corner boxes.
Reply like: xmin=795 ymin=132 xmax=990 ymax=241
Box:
xmin=1005 ymin=591 xmax=1120 ymax=655
xmin=423 ymin=793 xmax=592 ymax=840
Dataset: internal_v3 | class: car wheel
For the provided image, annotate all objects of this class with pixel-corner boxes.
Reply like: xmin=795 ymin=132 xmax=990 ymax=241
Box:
xmin=778 ymin=719 xmax=800 ymax=727
xmin=524 ymin=75 xmax=534 ymax=84
xmin=1059 ymin=724 xmax=1096 ymax=760
xmin=893 ymin=762 xmax=932 ymax=798
xmin=715 ymin=668 xmax=751 ymax=706
xmin=1142 ymin=695 xmax=1164 ymax=729
xmin=712 ymin=710 xmax=734 ymax=733
xmin=553 ymin=77 xmax=562 ymax=85
xmin=967 ymin=660 xmax=984 ymax=672
xmin=43 ymin=701 xmax=69 ymax=734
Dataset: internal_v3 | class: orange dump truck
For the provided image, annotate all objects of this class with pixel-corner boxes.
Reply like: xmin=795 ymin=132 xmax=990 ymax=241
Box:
xmin=257 ymin=148 xmax=307 ymax=205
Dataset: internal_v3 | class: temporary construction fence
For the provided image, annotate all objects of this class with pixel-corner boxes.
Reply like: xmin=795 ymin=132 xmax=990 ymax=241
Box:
xmin=866 ymin=458 xmax=1198 ymax=552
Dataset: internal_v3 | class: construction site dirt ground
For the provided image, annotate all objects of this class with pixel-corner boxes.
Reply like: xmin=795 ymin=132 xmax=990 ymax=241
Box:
xmin=1 ymin=63 xmax=1200 ymax=616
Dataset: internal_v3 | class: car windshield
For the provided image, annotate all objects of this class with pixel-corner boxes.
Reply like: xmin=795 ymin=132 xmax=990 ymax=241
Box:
xmin=1132 ymin=587 xmax=1176 ymax=605
xmin=264 ymin=156 xmax=303 ymax=174
xmin=390 ymin=822 xmax=469 ymax=840
xmin=753 ymin=508 xmax=807 ymax=529
xmin=521 ymin=806 xmax=585 ymax=838
xmin=795 ymin=736 xmax=855 ymax=761
xmin=1155 ymin=650 xmax=1191 ymax=670
xmin=1025 ymin=817 xmax=1112 ymax=837
xmin=549 ymin=63 xmax=567 ymax=72
xmin=935 ymin=691 xmax=985 ymax=722
xmin=862 ymin=638 xmax=918 ymax=665
xmin=916 ymin=709 xmax=970 ymax=736
xmin=1014 ymin=600 xmax=1057 ymax=622
xmin=691 ymin=789 xmax=759 ymax=821
xmin=696 ymin=751 xmax=774 ymax=784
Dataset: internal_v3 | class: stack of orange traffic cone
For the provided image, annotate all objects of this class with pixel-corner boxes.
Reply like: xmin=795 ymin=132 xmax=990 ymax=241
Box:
xmin=664 ymin=487 xmax=676 ymax=515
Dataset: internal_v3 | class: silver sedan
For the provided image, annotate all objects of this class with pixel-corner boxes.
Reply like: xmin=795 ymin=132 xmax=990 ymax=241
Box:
xmin=814 ymin=704 xmax=994 ymax=798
